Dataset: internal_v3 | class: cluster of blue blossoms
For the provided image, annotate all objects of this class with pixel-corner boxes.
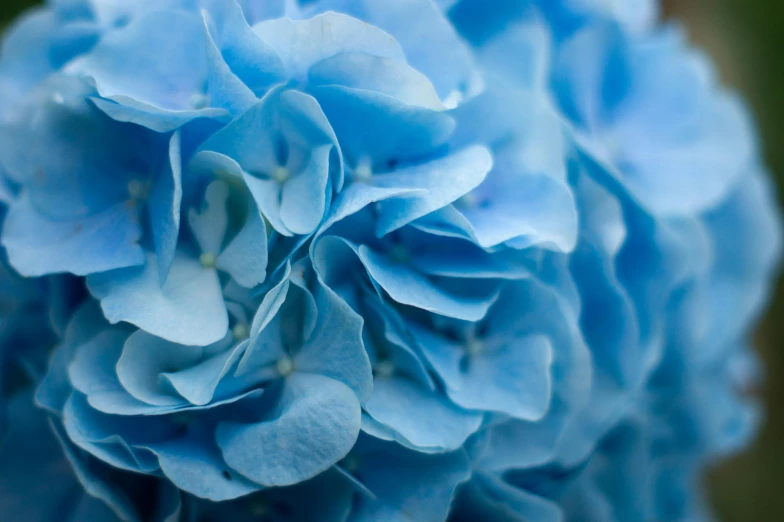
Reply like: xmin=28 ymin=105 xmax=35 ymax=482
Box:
xmin=0 ymin=0 xmax=781 ymax=520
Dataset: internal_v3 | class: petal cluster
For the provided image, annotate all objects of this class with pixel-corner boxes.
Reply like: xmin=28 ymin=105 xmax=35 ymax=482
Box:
xmin=0 ymin=1 xmax=780 ymax=521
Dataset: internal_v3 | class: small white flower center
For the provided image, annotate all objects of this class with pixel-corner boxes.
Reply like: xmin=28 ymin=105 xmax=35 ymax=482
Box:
xmin=272 ymin=166 xmax=290 ymax=183
xmin=127 ymin=179 xmax=149 ymax=201
xmin=232 ymin=323 xmax=249 ymax=340
xmin=374 ymin=359 xmax=395 ymax=378
xmin=190 ymin=92 xmax=209 ymax=110
xmin=340 ymin=455 xmax=361 ymax=473
xmin=457 ymin=191 xmax=479 ymax=209
xmin=276 ymin=356 xmax=295 ymax=377
xmin=200 ymin=252 xmax=217 ymax=269
xmin=465 ymin=337 xmax=483 ymax=357
xmin=352 ymin=157 xmax=373 ymax=182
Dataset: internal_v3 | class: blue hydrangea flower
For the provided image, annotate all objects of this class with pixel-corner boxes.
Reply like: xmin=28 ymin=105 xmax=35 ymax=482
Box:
xmin=0 ymin=0 xmax=780 ymax=521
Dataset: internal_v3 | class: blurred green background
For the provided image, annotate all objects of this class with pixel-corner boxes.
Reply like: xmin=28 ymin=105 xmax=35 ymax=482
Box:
xmin=1 ymin=1 xmax=782 ymax=520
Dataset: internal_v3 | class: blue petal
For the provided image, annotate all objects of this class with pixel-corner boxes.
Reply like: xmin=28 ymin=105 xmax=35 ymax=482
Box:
xmin=317 ymin=182 xmax=424 ymax=235
xmin=306 ymin=0 xmax=476 ymax=102
xmin=89 ymin=96 xmax=228 ymax=134
xmin=217 ymin=373 xmax=361 ymax=486
xmin=145 ymin=432 xmax=261 ymax=501
xmin=364 ymin=376 xmax=482 ymax=452
xmin=216 ymin=205 xmax=268 ymax=288
xmin=253 ymin=12 xmax=405 ymax=81
xmin=414 ymin=327 xmax=554 ymax=420
xmin=0 ymin=392 xmax=86 ymax=522
xmin=53 ymin=421 xmax=142 ymax=522
xmin=87 ymin=253 xmax=229 ymax=346
xmin=0 ymin=10 xmax=56 ymax=119
xmin=294 ymin=282 xmax=373 ymax=402
xmin=311 ymin=85 xmax=456 ymax=166
xmin=452 ymin=473 xmax=562 ymax=522
xmin=235 ymin=262 xmax=291 ymax=375
xmin=0 ymin=75 xmax=151 ymax=219
xmin=117 ymin=330 xmax=225 ymax=407
xmin=199 ymin=87 xmax=337 ymax=236
xmin=308 ymin=52 xmax=443 ymax=110
xmin=201 ymin=8 xmax=258 ymax=116
xmin=76 ymin=9 xmax=206 ymax=110
xmin=373 ymin=146 xmax=493 ymax=236
xmin=62 ymin=393 xmax=165 ymax=474
xmin=188 ymin=180 xmax=229 ymax=256
xmin=75 ymin=9 xmax=228 ymax=131
xmin=36 ymin=301 xmax=107 ymax=416
xmin=357 ymin=244 xmax=499 ymax=321
xmin=204 ymin=0 xmax=285 ymax=96
xmin=457 ymin=171 xmax=578 ymax=252
xmin=2 ymin=196 xmax=144 ymax=277
xmin=350 ymin=438 xmax=471 ymax=522
xmin=148 ymin=131 xmax=183 ymax=284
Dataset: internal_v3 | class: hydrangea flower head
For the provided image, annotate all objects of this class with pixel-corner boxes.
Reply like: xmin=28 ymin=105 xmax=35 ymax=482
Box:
xmin=0 ymin=0 xmax=780 ymax=521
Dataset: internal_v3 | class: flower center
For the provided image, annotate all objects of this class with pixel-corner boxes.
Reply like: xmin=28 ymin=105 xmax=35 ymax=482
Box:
xmin=352 ymin=157 xmax=373 ymax=182
xmin=276 ymin=356 xmax=295 ymax=377
xmin=232 ymin=323 xmax=249 ymax=340
xmin=457 ymin=191 xmax=480 ymax=209
xmin=200 ymin=252 xmax=217 ymax=269
xmin=190 ymin=92 xmax=209 ymax=110
xmin=272 ymin=166 xmax=290 ymax=184
xmin=127 ymin=179 xmax=149 ymax=201
xmin=374 ymin=359 xmax=396 ymax=378
xmin=465 ymin=337 xmax=483 ymax=357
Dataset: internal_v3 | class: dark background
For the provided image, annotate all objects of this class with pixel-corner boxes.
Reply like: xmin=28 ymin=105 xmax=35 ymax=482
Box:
xmin=1 ymin=1 xmax=782 ymax=520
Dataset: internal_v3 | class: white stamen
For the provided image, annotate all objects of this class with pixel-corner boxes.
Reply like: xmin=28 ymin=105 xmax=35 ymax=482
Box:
xmin=272 ymin=166 xmax=290 ymax=183
xmin=200 ymin=252 xmax=217 ymax=269
xmin=374 ymin=359 xmax=395 ymax=378
xmin=232 ymin=323 xmax=249 ymax=340
xmin=276 ymin=356 xmax=294 ymax=377
xmin=352 ymin=157 xmax=373 ymax=182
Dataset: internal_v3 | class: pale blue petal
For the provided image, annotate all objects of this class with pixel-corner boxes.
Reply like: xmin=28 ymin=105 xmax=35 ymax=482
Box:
xmin=307 ymin=0 xmax=475 ymax=102
xmin=87 ymin=253 xmax=228 ymax=346
xmin=417 ymin=328 xmax=554 ymax=420
xmin=374 ymin=146 xmax=493 ymax=236
xmin=311 ymin=85 xmax=456 ymax=165
xmin=294 ymin=282 xmax=373 ymax=402
xmin=452 ymin=473 xmax=562 ymax=522
xmin=89 ymin=96 xmax=228 ymax=134
xmin=253 ymin=12 xmax=405 ymax=81
xmin=217 ymin=373 xmax=361 ymax=486
xmin=117 ymin=330 xmax=209 ymax=407
xmin=146 ymin=433 xmax=261 ymax=501
xmin=350 ymin=438 xmax=471 ymax=522
xmin=75 ymin=10 xmax=209 ymax=112
xmin=202 ymin=8 xmax=258 ymax=116
xmin=2 ymin=196 xmax=143 ymax=277
xmin=357 ymin=245 xmax=499 ymax=321
xmin=188 ymin=180 xmax=229 ymax=256
xmin=364 ymin=376 xmax=482 ymax=452
xmin=204 ymin=0 xmax=285 ymax=95
xmin=308 ymin=52 xmax=443 ymax=110
xmin=161 ymin=341 xmax=246 ymax=407
xmin=236 ymin=263 xmax=291 ymax=375
xmin=217 ymin=207 xmax=268 ymax=288
xmin=148 ymin=131 xmax=183 ymax=284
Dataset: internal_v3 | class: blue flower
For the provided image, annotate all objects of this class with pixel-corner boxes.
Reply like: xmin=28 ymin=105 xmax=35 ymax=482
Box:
xmin=0 ymin=0 xmax=780 ymax=521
